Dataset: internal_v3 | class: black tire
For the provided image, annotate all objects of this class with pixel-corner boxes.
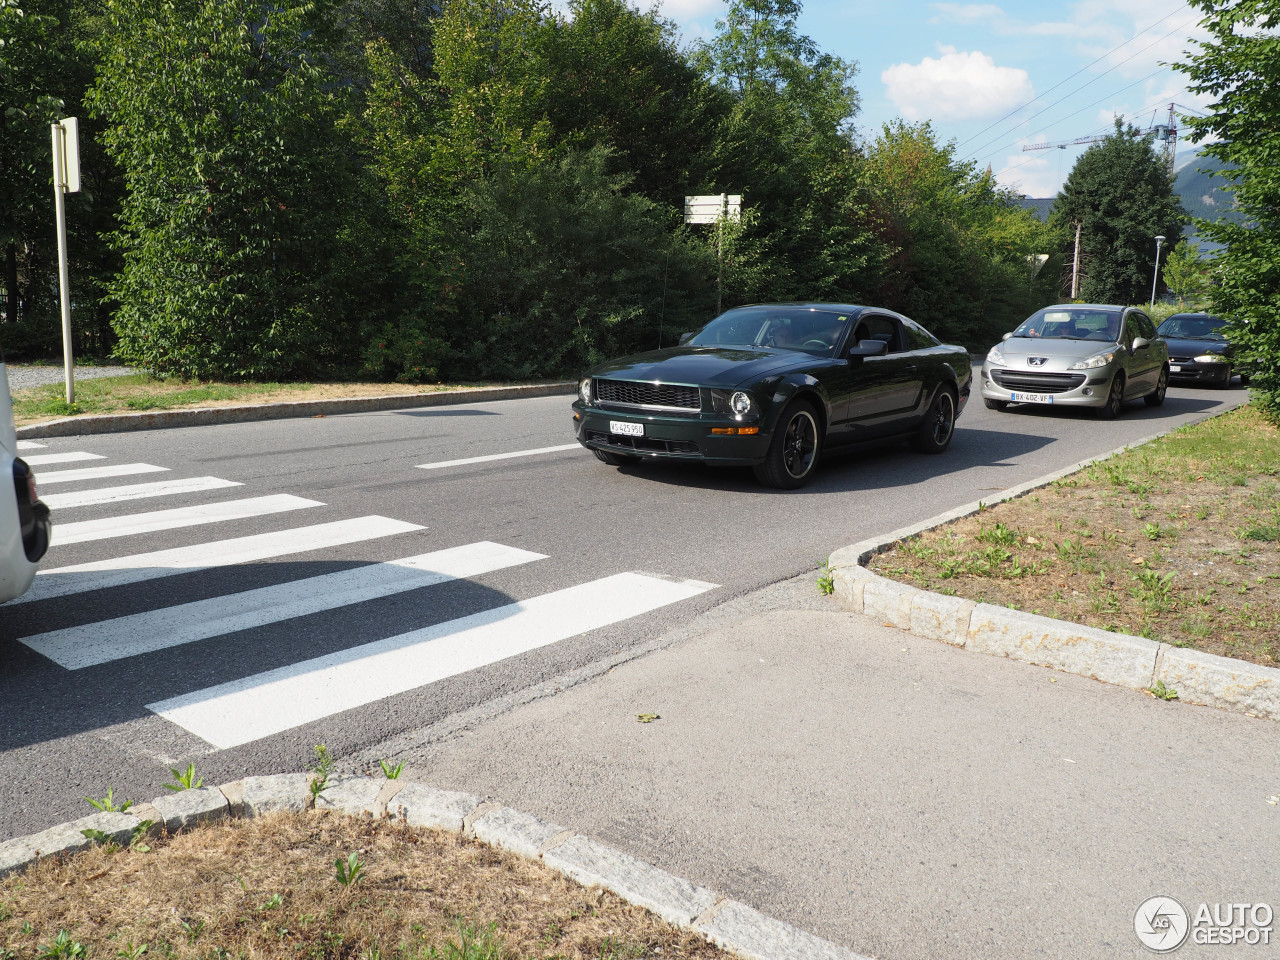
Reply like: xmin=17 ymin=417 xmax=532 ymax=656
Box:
xmin=1097 ymin=372 xmax=1125 ymax=420
xmin=912 ymin=387 xmax=957 ymax=454
xmin=1214 ymin=365 xmax=1233 ymax=389
xmin=983 ymin=398 xmax=1008 ymax=411
xmin=1144 ymin=366 xmax=1168 ymax=407
xmin=753 ymin=400 xmax=822 ymax=489
xmin=1240 ymin=372 xmax=1251 ymax=387
xmin=594 ymin=448 xmax=639 ymax=466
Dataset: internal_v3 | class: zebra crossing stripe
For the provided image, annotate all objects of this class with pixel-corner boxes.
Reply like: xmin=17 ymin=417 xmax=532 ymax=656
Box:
xmin=22 ymin=541 xmax=546 ymax=670
xmin=417 ymin=444 xmax=583 ymax=470
xmin=38 ymin=463 xmax=170 ymax=486
xmin=148 ymin=572 xmax=717 ymax=750
xmin=23 ymin=452 xmax=104 ymax=466
xmin=16 ymin=516 xmax=424 ymax=605
xmin=16 ymin=441 xmax=46 ymax=450
xmin=41 ymin=476 xmax=243 ymax=510
xmin=51 ymin=494 xmax=323 ymax=546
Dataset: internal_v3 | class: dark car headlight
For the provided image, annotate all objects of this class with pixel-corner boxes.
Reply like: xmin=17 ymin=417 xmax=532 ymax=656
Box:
xmin=578 ymin=378 xmax=592 ymax=402
xmin=710 ymin=389 xmax=756 ymax=417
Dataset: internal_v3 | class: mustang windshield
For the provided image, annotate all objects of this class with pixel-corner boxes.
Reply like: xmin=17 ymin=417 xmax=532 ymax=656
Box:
xmin=1012 ymin=308 xmax=1121 ymax=342
xmin=690 ymin=306 xmax=851 ymax=354
xmin=1158 ymin=315 xmax=1227 ymax=341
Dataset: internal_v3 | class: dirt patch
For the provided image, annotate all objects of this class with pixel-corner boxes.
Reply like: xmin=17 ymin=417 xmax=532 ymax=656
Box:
xmin=868 ymin=405 xmax=1280 ymax=666
xmin=0 ymin=811 xmax=729 ymax=960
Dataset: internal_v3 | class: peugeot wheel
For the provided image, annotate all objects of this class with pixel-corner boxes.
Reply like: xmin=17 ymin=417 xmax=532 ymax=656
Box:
xmin=1097 ymin=373 xmax=1125 ymax=420
xmin=754 ymin=400 xmax=822 ymax=489
xmin=913 ymin=387 xmax=957 ymax=454
xmin=1144 ymin=367 xmax=1168 ymax=407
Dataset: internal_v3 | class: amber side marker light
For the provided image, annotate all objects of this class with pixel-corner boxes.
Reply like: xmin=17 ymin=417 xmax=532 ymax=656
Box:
xmin=711 ymin=426 xmax=759 ymax=435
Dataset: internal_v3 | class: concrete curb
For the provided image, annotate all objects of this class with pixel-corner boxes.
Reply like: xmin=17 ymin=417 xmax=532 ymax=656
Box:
xmin=15 ymin=382 xmax=576 ymax=438
xmin=0 ymin=773 xmax=874 ymax=960
xmin=829 ymin=412 xmax=1280 ymax=722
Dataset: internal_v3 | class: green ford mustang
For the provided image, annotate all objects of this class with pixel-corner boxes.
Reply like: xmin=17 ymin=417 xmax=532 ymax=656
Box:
xmin=572 ymin=303 xmax=973 ymax=488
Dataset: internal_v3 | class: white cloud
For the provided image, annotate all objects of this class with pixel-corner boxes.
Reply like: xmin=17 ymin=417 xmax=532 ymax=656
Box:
xmin=994 ymin=152 xmax=1062 ymax=199
xmin=651 ymin=0 xmax=723 ymax=20
xmin=882 ymin=49 xmax=1034 ymax=121
xmin=929 ymin=3 xmax=1004 ymax=24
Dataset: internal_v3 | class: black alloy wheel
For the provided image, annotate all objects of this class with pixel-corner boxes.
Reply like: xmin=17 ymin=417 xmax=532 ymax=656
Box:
xmin=983 ymin=398 xmax=1008 ymax=411
xmin=913 ymin=387 xmax=957 ymax=454
xmin=594 ymin=448 xmax=640 ymax=466
xmin=1097 ymin=373 xmax=1125 ymax=420
xmin=754 ymin=400 xmax=821 ymax=489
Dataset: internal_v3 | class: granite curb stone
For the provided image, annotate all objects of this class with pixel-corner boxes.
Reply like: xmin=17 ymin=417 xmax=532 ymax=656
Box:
xmin=149 ymin=786 xmax=231 ymax=833
xmin=828 ymin=410 xmax=1280 ymax=722
xmin=15 ymin=382 xmax=575 ymax=438
xmin=0 ymin=775 xmax=873 ymax=958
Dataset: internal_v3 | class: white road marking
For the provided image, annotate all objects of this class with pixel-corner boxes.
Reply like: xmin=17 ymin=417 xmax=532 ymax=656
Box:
xmin=149 ymin=572 xmax=717 ymax=749
xmin=24 ymin=541 xmax=546 ymax=670
xmin=22 ymin=452 xmax=106 ymax=466
xmin=41 ymin=476 xmax=243 ymax=510
xmin=51 ymin=494 xmax=322 ymax=546
xmin=38 ymin=463 xmax=169 ymax=485
xmin=16 ymin=516 xmax=424 ymax=604
xmin=417 ymin=443 xmax=583 ymax=470
xmin=16 ymin=440 xmax=47 ymax=450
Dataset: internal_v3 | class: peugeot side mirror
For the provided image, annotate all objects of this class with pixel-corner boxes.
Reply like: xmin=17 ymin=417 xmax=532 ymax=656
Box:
xmin=1132 ymin=337 xmax=1149 ymax=353
xmin=1001 ymin=332 xmax=1012 ymax=341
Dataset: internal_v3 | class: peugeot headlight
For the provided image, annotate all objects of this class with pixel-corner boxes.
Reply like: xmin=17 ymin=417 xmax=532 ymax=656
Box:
xmin=730 ymin=391 xmax=754 ymax=416
xmin=1194 ymin=354 xmax=1227 ymax=364
xmin=986 ymin=345 xmax=1006 ymax=366
xmin=578 ymin=378 xmax=593 ymax=402
xmin=1070 ymin=350 xmax=1116 ymax=370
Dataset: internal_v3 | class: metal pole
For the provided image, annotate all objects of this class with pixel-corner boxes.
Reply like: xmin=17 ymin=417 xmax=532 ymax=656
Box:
xmin=716 ymin=194 xmax=725 ymax=315
xmin=1149 ymin=235 xmax=1166 ymax=309
xmin=51 ymin=122 xmax=74 ymax=406
xmin=1070 ymin=221 xmax=1081 ymax=299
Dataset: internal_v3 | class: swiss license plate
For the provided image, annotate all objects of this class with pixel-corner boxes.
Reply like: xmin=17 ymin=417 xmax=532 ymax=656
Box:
xmin=1169 ymin=365 xmax=1182 ymax=372
xmin=609 ymin=421 xmax=644 ymax=437
xmin=1010 ymin=392 xmax=1054 ymax=404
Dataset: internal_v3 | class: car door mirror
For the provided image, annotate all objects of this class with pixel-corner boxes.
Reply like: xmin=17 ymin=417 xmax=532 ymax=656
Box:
xmin=678 ymin=331 xmax=695 ymax=345
xmin=1132 ymin=336 xmax=1149 ymax=353
xmin=1001 ymin=332 xmax=1012 ymax=341
xmin=848 ymin=339 xmax=888 ymax=360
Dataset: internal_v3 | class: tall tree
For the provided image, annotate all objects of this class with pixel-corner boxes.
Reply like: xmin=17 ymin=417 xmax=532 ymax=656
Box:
xmin=1050 ymin=119 xmax=1186 ymax=305
xmin=1175 ymin=0 xmax=1280 ymax=421
xmin=86 ymin=0 xmax=364 ymax=379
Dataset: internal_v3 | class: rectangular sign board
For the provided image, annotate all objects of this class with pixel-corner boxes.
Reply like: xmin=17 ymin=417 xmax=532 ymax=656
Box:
xmin=684 ymin=194 xmax=741 ymax=225
xmin=52 ymin=117 xmax=81 ymax=194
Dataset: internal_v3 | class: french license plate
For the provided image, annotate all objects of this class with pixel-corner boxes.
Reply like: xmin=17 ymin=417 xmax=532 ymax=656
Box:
xmin=1010 ymin=392 xmax=1054 ymax=404
xmin=1169 ymin=365 xmax=1182 ymax=372
xmin=609 ymin=421 xmax=644 ymax=437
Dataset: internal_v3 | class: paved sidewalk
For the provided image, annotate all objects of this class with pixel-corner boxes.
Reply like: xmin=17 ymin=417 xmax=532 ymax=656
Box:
xmin=354 ymin=576 xmax=1280 ymax=960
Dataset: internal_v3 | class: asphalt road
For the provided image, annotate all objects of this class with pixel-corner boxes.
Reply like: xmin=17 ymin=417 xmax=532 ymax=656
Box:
xmin=0 ymin=382 xmax=1248 ymax=853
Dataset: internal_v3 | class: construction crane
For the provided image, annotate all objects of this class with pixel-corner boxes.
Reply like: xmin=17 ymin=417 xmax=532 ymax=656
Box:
xmin=1022 ymin=104 xmax=1178 ymax=173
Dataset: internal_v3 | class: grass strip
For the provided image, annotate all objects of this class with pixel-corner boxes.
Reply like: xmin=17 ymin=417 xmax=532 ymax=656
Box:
xmin=868 ymin=405 xmax=1280 ymax=667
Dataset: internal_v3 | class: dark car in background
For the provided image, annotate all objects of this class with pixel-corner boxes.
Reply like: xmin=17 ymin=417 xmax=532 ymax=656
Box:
xmin=1157 ymin=312 xmax=1245 ymax=388
xmin=572 ymin=303 xmax=972 ymax=489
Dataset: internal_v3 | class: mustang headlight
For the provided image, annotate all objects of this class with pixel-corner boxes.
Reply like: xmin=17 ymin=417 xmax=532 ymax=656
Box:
xmin=986 ymin=345 xmax=1006 ymax=366
xmin=730 ymin=391 xmax=754 ymax=416
xmin=578 ymin=378 xmax=592 ymax=402
xmin=1070 ymin=350 xmax=1116 ymax=370
xmin=1194 ymin=353 xmax=1227 ymax=364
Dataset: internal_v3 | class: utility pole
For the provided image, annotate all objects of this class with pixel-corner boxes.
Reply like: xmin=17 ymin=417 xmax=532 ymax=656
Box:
xmin=1070 ymin=221 xmax=1082 ymax=300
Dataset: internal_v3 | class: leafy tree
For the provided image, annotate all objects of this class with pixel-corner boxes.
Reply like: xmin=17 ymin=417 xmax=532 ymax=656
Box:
xmin=1050 ymin=119 xmax=1186 ymax=305
xmin=1175 ymin=0 xmax=1280 ymax=421
xmin=1161 ymin=240 xmax=1209 ymax=307
xmin=85 ymin=0 xmax=366 ymax=379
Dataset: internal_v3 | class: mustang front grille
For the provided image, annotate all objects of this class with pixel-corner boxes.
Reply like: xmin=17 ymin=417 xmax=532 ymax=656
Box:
xmin=585 ymin=431 xmax=699 ymax=456
xmin=594 ymin=379 xmax=701 ymax=411
xmin=990 ymin=369 xmax=1087 ymax=394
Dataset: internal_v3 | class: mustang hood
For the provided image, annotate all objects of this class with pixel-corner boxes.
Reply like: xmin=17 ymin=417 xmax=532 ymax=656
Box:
xmin=1161 ymin=335 xmax=1229 ymax=357
xmin=588 ymin=346 xmax=817 ymax=389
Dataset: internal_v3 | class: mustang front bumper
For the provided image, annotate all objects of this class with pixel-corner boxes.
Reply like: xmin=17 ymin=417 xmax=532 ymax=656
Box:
xmin=572 ymin=401 xmax=771 ymax=465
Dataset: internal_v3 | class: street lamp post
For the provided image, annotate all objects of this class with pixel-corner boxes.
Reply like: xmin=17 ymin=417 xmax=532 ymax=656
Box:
xmin=1149 ymin=235 xmax=1166 ymax=309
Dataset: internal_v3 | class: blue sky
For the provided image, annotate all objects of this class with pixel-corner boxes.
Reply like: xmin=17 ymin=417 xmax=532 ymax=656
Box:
xmin=653 ymin=0 xmax=1211 ymax=198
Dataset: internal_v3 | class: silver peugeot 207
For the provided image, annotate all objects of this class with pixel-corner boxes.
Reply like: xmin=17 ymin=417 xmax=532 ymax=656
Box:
xmin=981 ymin=304 xmax=1170 ymax=420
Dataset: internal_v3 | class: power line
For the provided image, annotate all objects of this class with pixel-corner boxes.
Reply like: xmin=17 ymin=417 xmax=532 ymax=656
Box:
xmin=953 ymin=3 xmax=1189 ymax=152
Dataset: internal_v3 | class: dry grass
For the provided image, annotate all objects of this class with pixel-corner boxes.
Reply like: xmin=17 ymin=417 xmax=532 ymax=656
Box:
xmin=868 ymin=405 xmax=1280 ymax=666
xmin=0 ymin=811 xmax=728 ymax=960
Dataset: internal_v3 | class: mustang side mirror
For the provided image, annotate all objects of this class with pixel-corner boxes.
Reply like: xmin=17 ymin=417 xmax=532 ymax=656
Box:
xmin=847 ymin=339 xmax=889 ymax=360
xmin=678 ymin=331 xmax=695 ymax=345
